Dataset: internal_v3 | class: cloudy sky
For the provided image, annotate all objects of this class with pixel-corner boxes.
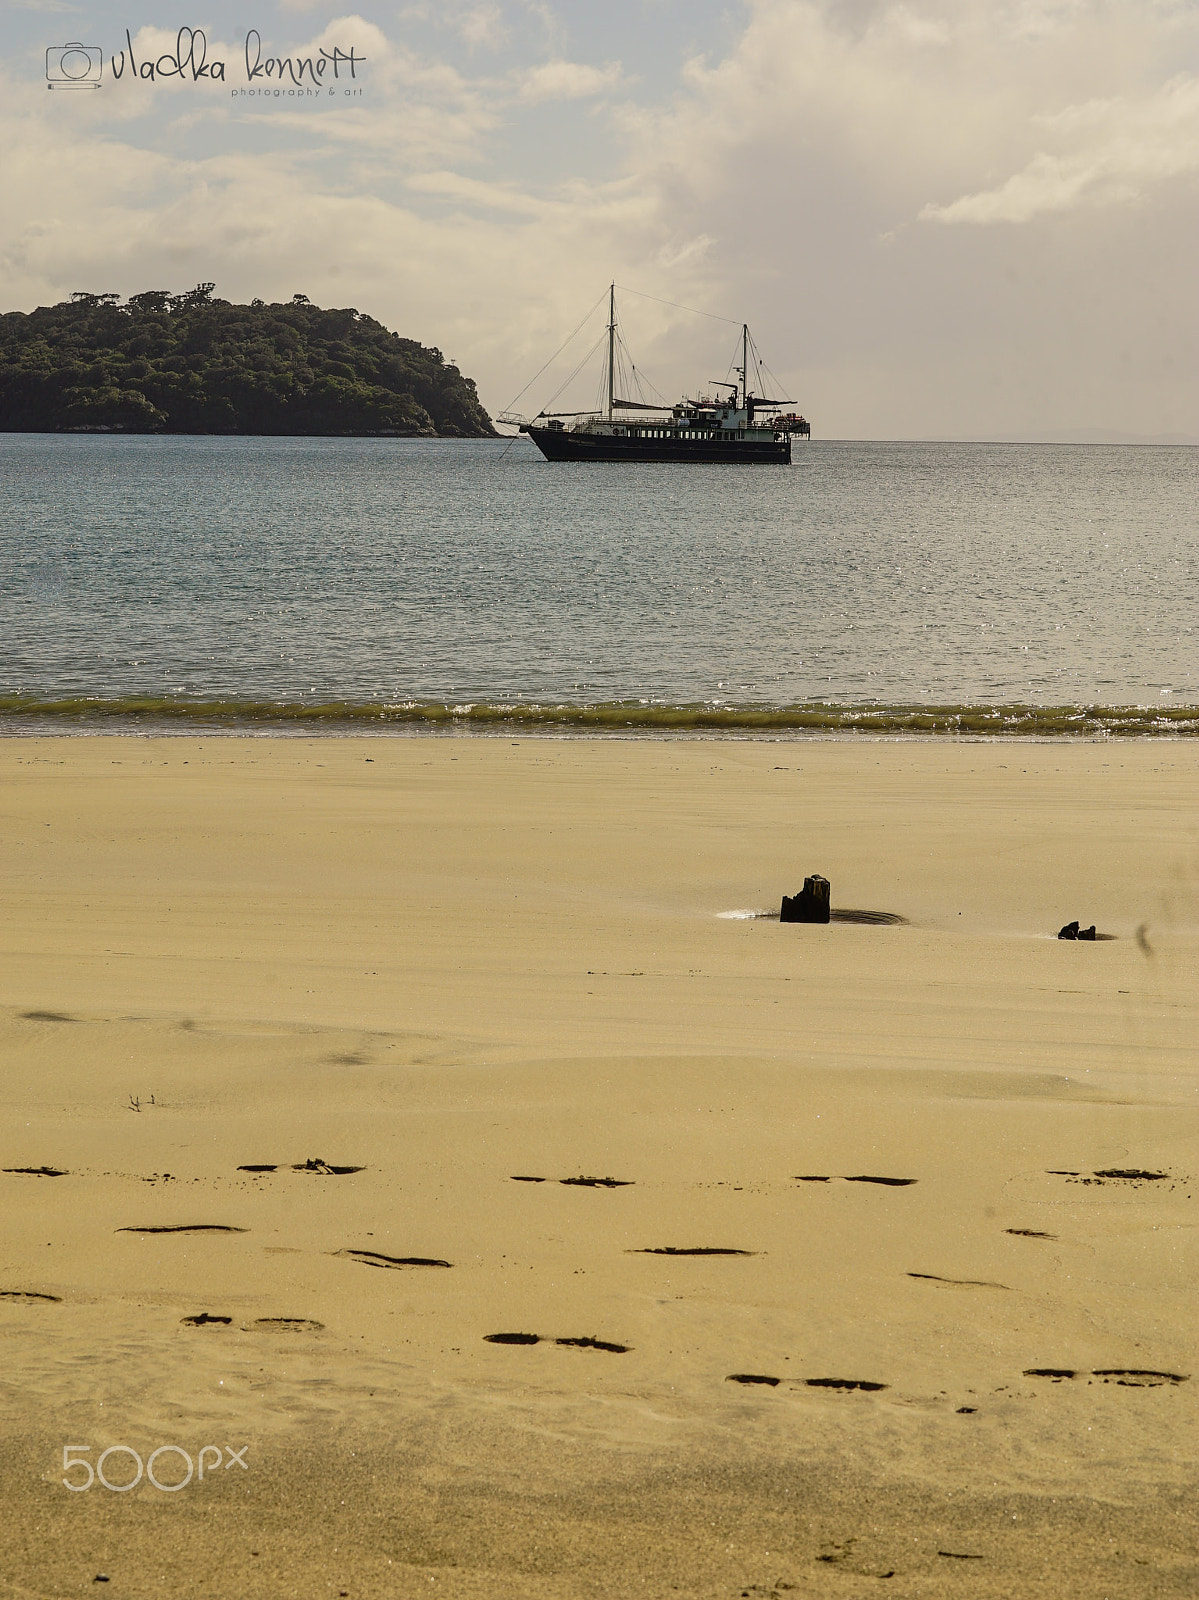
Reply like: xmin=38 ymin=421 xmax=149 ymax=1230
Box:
xmin=2 ymin=0 xmax=1196 ymax=438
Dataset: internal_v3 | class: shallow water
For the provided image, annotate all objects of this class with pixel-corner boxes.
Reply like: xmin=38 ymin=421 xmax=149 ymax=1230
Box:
xmin=1 ymin=434 xmax=1195 ymax=732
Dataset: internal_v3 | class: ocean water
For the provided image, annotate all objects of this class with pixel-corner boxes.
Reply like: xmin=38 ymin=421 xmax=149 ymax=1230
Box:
xmin=1 ymin=433 xmax=1196 ymax=735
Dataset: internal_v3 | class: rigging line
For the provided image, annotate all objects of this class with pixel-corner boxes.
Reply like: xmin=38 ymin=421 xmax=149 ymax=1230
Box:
xmin=745 ymin=329 xmax=788 ymax=400
xmin=614 ymin=326 xmax=635 ymax=403
xmin=536 ymin=329 xmax=610 ymax=415
xmin=613 ymin=285 xmax=742 ymax=326
xmin=594 ymin=340 xmax=610 ymax=416
xmin=621 ymin=327 xmax=670 ymax=406
xmin=632 ymin=367 xmax=667 ymax=408
xmin=758 ymin=346 xmax=794 ymax=403
xmin=633 ymin=365 xmax=669 ymax=405
xmin=613 ymin=315 xmax=657 ymax=407
xmin=742 ymin=328 xmax=790 ymax=402
xmin=609 ymin=324 xmax=627 ymax=413
xmin=764 ymin=358 xmax=789 ymax=391
xmin=612 ymin=306 xmax=674 ymax=407
xmin=498 ymin=285 xmax=610 ymax=416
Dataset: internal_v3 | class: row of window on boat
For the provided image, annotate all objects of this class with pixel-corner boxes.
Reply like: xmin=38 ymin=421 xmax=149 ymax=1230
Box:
xmin=621 ymin=427 xmax=740 ymax=438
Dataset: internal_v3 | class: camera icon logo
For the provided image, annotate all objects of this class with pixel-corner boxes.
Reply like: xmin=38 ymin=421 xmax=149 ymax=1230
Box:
xmin=46 ymin=43 xmax=103 ymax=90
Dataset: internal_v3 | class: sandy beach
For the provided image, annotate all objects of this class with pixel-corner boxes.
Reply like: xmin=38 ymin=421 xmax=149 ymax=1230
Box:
xmin=1 ymin=734 xmax=1196 ymax=1597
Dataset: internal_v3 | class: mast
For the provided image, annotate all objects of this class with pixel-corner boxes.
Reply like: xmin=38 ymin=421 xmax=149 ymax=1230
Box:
xmin=742 ymin=322 xmax=748 ymax=411
xmin=607 ymin=283 xmax=615 ymax=423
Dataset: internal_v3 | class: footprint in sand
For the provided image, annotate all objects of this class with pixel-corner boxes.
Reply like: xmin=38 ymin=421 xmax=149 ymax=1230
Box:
xmin=908 ymin=1272 xmax=1011 ymax=1290
xmin=844 ymin=1175 xmax=917 ymax=1186
xmin=19 ymin=1010 xmax=77 ymax=1023
xmin=632 ymin=1246 xmax=757 ymax=1256
xmin=1093 ymin=1168 xmax=1172 ymax=1181
xmin=804 ymin=1377 xmax=888 ymax=1392
xmin=0 ymin=1289 xmax=62 ymax=1303
xmin=1006 ymin=1168 xmax=1187 ymax=1206
xmin=726 ymin=1375 xmax=888 ymax=1392
xmin=510 ymin=1175 xmax=634 ymax=1187
xmin=1046 ymin=1168 xmax=1177 ymax=1188
xmin=334 ymin=1249 xmax=452 ymax=1269
xmin=1093 ymin=1369 xmax=1188 ymax=1387
xmin=1006 ymin=1228 xmax=1056 ymax=1239
xmin=794 ymin=1175 xmax=918 ymax=1187
xmin=248 ymin=1317 xmax=325 ymax=1332
xmin=484 ymin=1332 xmax=630 ymax=1353
xmin=555 ymin=1336 xmax=630 ymax=1352
xmin=117 ymin=1224 xmax=248 ymax=1234
xmin=1024 ymin=1367 xmax=1187 ymax=1387
xmin=236 ymin=1160 xmax=365 ymax=1175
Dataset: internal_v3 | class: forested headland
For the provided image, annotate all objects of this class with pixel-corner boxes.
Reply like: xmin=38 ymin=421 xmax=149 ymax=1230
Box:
xmin=0 ymin=286 xmax=495 ymax=436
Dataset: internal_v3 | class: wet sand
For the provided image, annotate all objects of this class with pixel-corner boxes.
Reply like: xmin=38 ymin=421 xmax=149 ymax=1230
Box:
xmin=1 ymin=735 xmax=1197 ymax=1597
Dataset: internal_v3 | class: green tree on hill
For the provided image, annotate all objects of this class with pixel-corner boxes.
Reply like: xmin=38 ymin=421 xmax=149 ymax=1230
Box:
xmin=0 ymin=287 xmax=495 ymax=436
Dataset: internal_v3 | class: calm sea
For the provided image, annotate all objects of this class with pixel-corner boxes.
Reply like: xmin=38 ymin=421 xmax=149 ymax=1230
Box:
xmin=1 ymin=434 xmax=1195 ymax=736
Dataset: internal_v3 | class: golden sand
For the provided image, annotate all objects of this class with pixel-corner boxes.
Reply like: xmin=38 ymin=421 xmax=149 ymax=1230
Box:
xmin=1 ymin=736 xmax=1196 ymax=1596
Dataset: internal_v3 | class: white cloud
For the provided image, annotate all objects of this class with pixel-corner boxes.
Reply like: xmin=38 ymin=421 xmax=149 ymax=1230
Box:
xmin=405 ymin=169 xmax=554 ymax=216
xmin=921 ymin=74 xmax=1199 ymax=222
xmin=453 ymin=5 xmax=508 ymax=50
xmin=514 ymin=58 xmax=624 ymax=103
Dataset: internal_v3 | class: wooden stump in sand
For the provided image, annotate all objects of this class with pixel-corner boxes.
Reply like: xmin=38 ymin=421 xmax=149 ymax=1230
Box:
xmin=780 ymin=874 xmax=831 ymax=924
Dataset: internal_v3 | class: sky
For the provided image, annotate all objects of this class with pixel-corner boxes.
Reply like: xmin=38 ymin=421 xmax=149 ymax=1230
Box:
xmin=1 ymin=0 xmax=1197 ymax=439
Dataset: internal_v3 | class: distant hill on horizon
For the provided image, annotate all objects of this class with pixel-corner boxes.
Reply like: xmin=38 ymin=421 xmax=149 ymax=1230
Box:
xmin=0 ymin=286 xmax=495 ymax=438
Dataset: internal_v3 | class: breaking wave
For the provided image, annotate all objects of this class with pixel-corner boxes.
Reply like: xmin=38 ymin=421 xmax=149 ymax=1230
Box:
xmin=1 ymin=694 xmax=1196 ymax=737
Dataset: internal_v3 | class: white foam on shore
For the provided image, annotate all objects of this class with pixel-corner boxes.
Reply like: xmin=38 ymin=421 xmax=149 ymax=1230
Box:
xmin=716 ymin=908 xmax=770 ymax=920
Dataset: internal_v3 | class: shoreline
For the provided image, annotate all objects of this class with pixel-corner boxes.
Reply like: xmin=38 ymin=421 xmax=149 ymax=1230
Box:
xmin=5 ymin=725 xmax=1199 ymax=744
xmin=2 ymin=698 xmax=1197 ymax=741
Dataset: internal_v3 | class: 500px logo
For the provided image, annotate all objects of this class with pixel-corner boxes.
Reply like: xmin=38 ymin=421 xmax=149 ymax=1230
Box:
xmin=62 ymin=1443 xmax=248 ymax=1492
xmin=45 ymin=27 xmax=365 ymax=88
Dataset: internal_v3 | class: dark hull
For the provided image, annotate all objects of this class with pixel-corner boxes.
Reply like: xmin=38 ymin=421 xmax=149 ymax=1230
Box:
xmin=527 ymin=427 xmax=790 ymax=465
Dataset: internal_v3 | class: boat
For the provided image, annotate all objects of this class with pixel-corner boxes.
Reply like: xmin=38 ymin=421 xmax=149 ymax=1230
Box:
xmin=501 ymin=285 xmax=809 ymax=465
